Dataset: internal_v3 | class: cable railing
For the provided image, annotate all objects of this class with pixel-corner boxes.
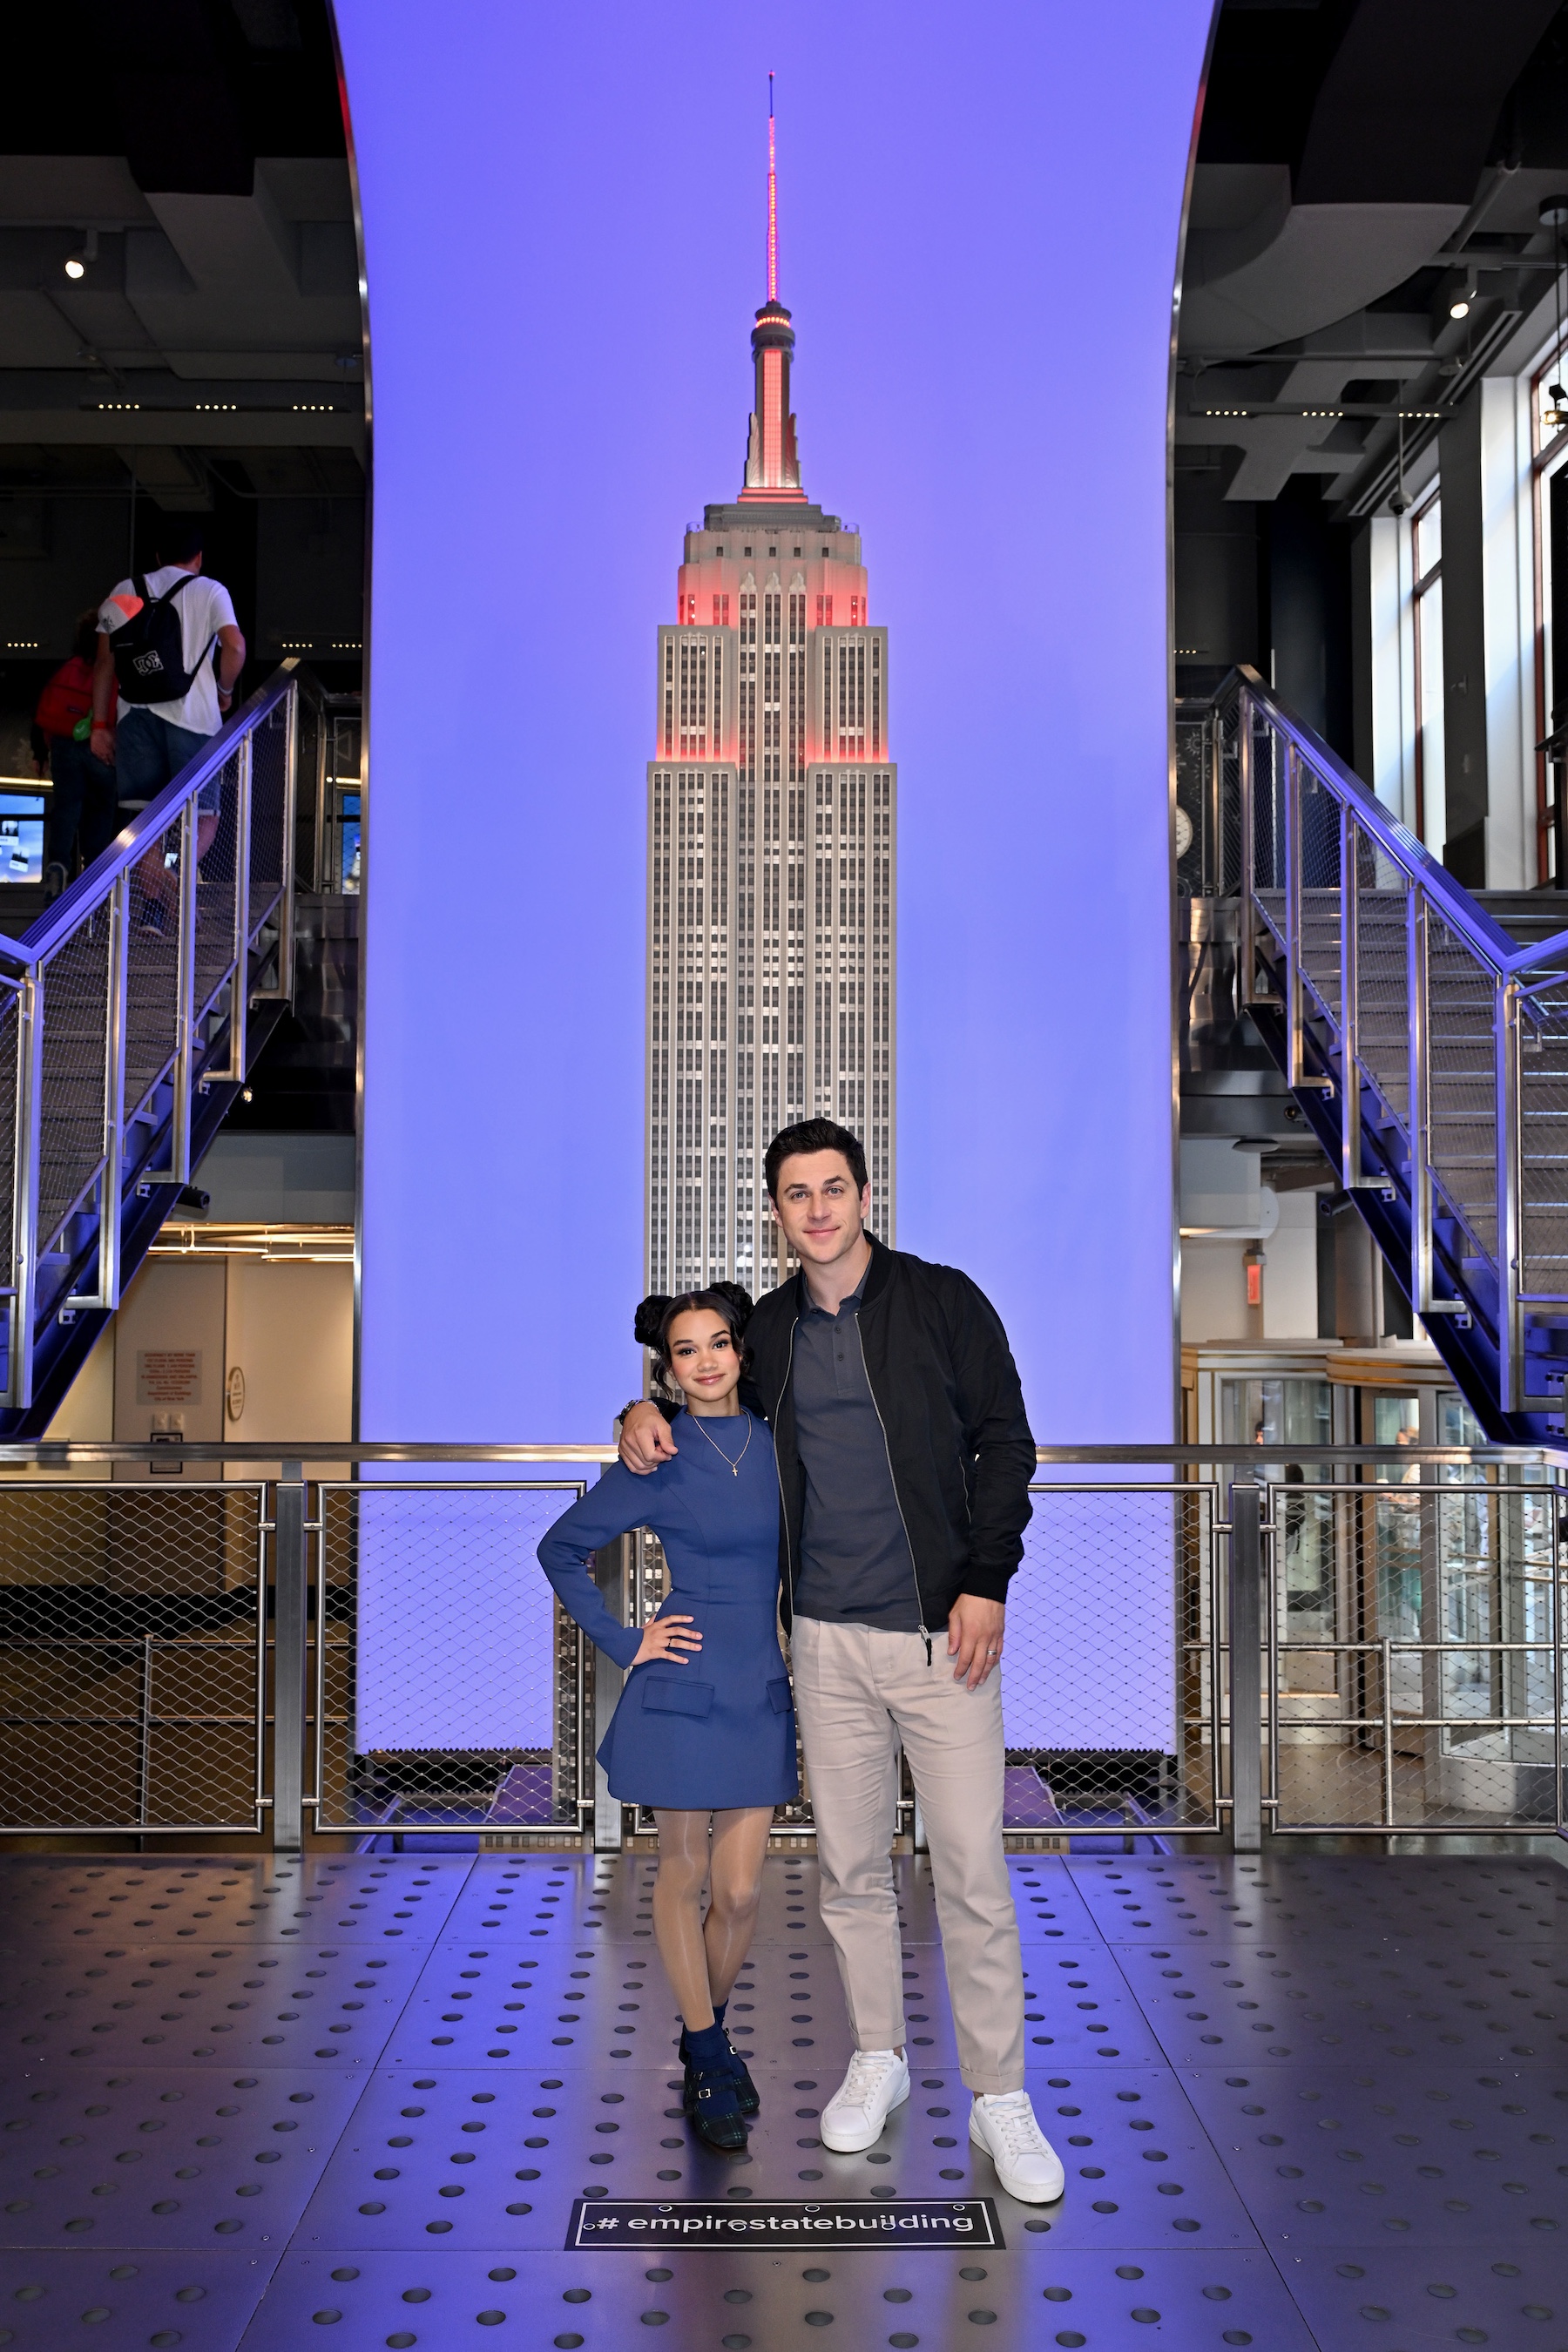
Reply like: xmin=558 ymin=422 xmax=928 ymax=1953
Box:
xmin=0 ymin=1441 xmax=1560 ymax=1850
xmin=1180 ymin=667 xmax=1568 ymax=1432
xmin=0 ymin=663 xmax=321 ymax=1415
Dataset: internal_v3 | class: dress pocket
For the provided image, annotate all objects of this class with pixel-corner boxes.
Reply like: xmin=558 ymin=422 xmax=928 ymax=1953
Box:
xmin=640 ymin=1674 xmax=715 ymax=1719
xmin=767 ymin=1676 xmax=794 ymax=1714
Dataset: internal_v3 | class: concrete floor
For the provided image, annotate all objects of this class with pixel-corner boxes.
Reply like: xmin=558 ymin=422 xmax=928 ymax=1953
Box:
xmin=0 ymin=1847 xmax=1564 ymax=2349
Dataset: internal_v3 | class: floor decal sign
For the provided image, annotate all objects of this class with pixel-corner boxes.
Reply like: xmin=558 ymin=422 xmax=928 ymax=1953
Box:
xmin=566 ymin=2197 xmax=1004 ymax=2249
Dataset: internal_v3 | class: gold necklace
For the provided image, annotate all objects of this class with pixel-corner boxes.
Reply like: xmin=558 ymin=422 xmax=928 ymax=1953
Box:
xmin=688 ymin=1409 xmax=752 ymax=1476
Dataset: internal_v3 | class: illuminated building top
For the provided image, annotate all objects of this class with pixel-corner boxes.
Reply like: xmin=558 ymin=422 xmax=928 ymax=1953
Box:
xmin=645 ymin=84 xmax=896 ymax=1297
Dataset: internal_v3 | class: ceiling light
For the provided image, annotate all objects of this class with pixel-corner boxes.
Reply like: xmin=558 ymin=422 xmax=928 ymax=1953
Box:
xmin=64 ymin=254 xmax=84 ymax=279
xmin=1449 ymin=294 xmax=1472 ymax=319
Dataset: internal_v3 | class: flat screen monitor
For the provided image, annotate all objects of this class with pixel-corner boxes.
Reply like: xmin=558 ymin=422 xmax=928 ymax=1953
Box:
xmin=0 ymin=790 xmax=45 ymax=884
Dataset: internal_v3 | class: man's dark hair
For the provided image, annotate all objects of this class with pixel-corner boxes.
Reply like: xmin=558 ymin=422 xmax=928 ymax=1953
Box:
xmin=153 ymin=512 xmax=206 ymax=565
xmin=765 ymin=1118 xmax=868 ymax=1200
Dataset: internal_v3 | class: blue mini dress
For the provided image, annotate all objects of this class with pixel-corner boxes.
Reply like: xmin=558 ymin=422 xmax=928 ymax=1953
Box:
xmin=536 ymin=1411 xmax=797 ymax=1812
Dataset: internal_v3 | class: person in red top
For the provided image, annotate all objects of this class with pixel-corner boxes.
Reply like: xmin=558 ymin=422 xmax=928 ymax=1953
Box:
xmin=32 ymin=612 xmax=120 ymax=902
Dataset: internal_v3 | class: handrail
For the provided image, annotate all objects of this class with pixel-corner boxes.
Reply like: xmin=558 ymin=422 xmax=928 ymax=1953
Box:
xmin=1193 ymin=666 xmax=1568 ymax=1424
xmin=0 ymin=1440 xmax=1559 ymax=1468
xmin=1213 ymin=666 xmax=1524 ymax=975
xmin=0 ymin=661 xmax=310 ymax=1413
xmin=0 ymin=661 xmax=305 ymax=976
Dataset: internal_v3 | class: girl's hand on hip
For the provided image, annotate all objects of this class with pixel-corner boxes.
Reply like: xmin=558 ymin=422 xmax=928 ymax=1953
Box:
xmin=632 ymin=1612 xmax=702 ymax=1668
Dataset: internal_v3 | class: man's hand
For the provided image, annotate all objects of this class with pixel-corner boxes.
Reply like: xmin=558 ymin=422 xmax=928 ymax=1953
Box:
xmin=947 ymin=1593 xmax=1005 ymax=1689
xmin=90 ymin=723 xmax=115 ymax=765
xmin=618 ymin=1400 xmax=679 ymax=1475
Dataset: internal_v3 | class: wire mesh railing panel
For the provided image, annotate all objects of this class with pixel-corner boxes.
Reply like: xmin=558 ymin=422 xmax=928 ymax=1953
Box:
xmin=1427 ymin=911 xmax=1501 ymax=1264
xmin=0 ymin=992 xmax=15 ymax=1284
xmin=0 ymin=1483 xmax=266 ymax=1831
xmin=248 ymin=700 xmax=289 ymax=939
xmin=1352 ymin=881 xmax=1412 ymax=1128
xmin=313 ymin=1483 xmax=591 ymax=1835
xmin=189 ymin=747 xmax=242 ymax=1025
xmin=1519 ymin=977 xmax=1568 ymax=1301
xmin=1267 ymin=1477 xmax=1565 ymax=1832
xmin=1250 ymin=708 xmax=1285 ymax=898
xmin=1002 ymin=1484 xmax=1220 ymax=1834
xmin=123 ymin=816 xmax=185 ymax=1117
xmin=292 ymin=691 xmax=322 ymax=895
xmin=1175 ymin=718 xmax=1208 ymax=896
xmin=36 ymin=910 xmax=112 ymax=1259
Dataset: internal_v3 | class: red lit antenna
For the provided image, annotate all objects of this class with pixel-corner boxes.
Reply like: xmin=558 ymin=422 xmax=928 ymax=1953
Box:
xmin=767 ymin=71 xmax=778 ymax=302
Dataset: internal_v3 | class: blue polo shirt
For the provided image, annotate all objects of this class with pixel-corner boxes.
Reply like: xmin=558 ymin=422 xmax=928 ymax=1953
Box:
xmin=788 ymin=1267 xmax=923 ymax=1632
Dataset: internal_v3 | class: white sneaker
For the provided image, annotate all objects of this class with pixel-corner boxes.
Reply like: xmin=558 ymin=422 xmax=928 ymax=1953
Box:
xmin=819 ymin=2048 xmax=910 ymax=2153
xmin=969 ymin=2091 xmax=1065 ymax=2203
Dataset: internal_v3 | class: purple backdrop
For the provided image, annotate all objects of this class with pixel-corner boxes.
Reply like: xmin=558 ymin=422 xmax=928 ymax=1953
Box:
xmin=334 ymin=0 xmax=1213 ymax=1448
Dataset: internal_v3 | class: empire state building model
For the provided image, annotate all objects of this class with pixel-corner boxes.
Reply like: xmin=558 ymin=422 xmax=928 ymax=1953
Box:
xmin=645 ymin=100 xmax=896 ymax=1296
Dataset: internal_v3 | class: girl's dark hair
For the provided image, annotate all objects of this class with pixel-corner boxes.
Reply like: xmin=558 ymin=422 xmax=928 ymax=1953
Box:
xmin=634 ymin=1283 xmax=754 ymax=1394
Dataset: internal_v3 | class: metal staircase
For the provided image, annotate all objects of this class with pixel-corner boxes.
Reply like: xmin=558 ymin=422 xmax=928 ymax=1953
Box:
xmin=0 ymin=662 xmax=332 ymax=1435
xmin=1189 ymin=669 xmax=1568 ymax=1440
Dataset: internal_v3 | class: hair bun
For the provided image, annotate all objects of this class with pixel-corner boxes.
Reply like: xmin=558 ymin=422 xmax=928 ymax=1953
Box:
xmin=708 ymin=1281 xmax=754 ymax=1328
xmin=633 ymin=1294 xmax=673 ymax=1348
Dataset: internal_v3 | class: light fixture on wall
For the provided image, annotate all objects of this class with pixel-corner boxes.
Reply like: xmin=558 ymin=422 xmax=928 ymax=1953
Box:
xmin=63 ymin=227 xmax=98 ymax=280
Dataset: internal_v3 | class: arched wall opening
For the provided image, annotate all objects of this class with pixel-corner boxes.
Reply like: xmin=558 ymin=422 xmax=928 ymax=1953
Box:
xmin=335 ymin=3 xmax=1217 ymax=1446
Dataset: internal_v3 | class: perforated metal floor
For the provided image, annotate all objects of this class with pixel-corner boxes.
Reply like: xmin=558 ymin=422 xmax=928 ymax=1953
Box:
xmin=0 ymin=1848 xmax=1562 ymax=2349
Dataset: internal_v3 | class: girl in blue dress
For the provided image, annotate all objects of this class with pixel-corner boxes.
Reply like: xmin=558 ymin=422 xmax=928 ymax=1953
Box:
xmin=537 ymin=1284 xmax=795 ymax=2151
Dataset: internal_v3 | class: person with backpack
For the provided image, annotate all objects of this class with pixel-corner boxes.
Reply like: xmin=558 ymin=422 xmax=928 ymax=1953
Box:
xmin=33 ymin=611 xmax=119 ymax=901
xmin=91 ymin=514 xmax=245 ymax=930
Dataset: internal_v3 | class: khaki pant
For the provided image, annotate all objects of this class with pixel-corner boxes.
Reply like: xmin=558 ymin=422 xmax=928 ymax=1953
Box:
xmin=789 ymin=1615 xmax=1024 ymax=2096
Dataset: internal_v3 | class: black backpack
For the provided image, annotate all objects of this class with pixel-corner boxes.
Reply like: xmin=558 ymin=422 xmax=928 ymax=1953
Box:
xmin=110 ymin=572 xmax=215 ymax=705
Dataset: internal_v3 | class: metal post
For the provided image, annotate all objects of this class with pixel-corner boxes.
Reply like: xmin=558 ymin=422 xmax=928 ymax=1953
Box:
xmin=1497 ymin=974 xmax=1527 ymax=1413
xmin=1554 ymin=1478 xmax=1565 ymax=1833
xmin=278 ymin=685 xmax=299 ymax=1004
xmin=210 ymin=736 xmax=252 ymax=1085
xmin=1228 ymin=1479 xmax=1263 ymax=1854
xmin=593 ymin=1531 xmax=628 ymax=1850
xmin=1205 ymin=706 xmax=1222 ymax=896
xmin=273 ymin=1460 xmax=308 ymax=1853
xmin=1285 ymin=743 xmax=1304 ymax=1085
xmin=9 ymin=968 xmax=44 ymax=1410
xmin=70 ymin=875 xmax=130 ymax=1313
xmin=1239 ymin=691 xmax=1257 ymax=1004
xmin=153 ymin=798 xmax=199 ymax=1188
xmin=1407 ymin=889 xmax=1449 ymax=1319
xmin=1380 ymin=1633 xmax=1396 ymax=1829
xmin=313 ymin=691 xmax=329 ymax=894
xmin=1340 ymin=806 xmax=1366 ymax=1187
xmin=137 ymin=1632 xmax=153 ymax=1830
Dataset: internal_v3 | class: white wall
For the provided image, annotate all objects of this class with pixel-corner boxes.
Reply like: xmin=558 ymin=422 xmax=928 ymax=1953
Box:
xmin=1260 ymin=1190 xmax=1321 ymax=1340
xmin=222 ymin=1256 xmax=353 ymax=1475
xmin=1480 ymin=371 xmax=1537 ymax=887
xmin=30 ymin=1253 xmax=355 ymax=1479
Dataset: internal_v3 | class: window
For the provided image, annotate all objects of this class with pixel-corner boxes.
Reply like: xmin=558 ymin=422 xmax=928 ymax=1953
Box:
xmin=1410 ymin=491 xmax=1443 ymax=850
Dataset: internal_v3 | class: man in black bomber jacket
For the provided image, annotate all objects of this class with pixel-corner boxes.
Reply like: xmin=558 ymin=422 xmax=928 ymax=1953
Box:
xmin=618 ymin=1117 xmax=1064 ymax=2206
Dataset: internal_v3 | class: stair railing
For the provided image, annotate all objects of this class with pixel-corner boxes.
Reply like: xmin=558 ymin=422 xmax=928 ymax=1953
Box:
xmin=1225 ymin=668 xmax=1568 ymax=1419
xmin=0 ymin=663 xmax=312 ymax=1409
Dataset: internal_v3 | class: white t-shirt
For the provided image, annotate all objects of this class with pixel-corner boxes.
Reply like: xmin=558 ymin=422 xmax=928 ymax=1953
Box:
xmin=98 ymin=564 xmax=237 ymax=736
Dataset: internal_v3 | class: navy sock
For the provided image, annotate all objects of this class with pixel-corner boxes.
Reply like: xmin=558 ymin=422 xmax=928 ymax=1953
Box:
xmin=685 ymin=2020 xmax=728 ymax=2067
xmin=713 ymin=2002 xmax=727 ymax=2031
